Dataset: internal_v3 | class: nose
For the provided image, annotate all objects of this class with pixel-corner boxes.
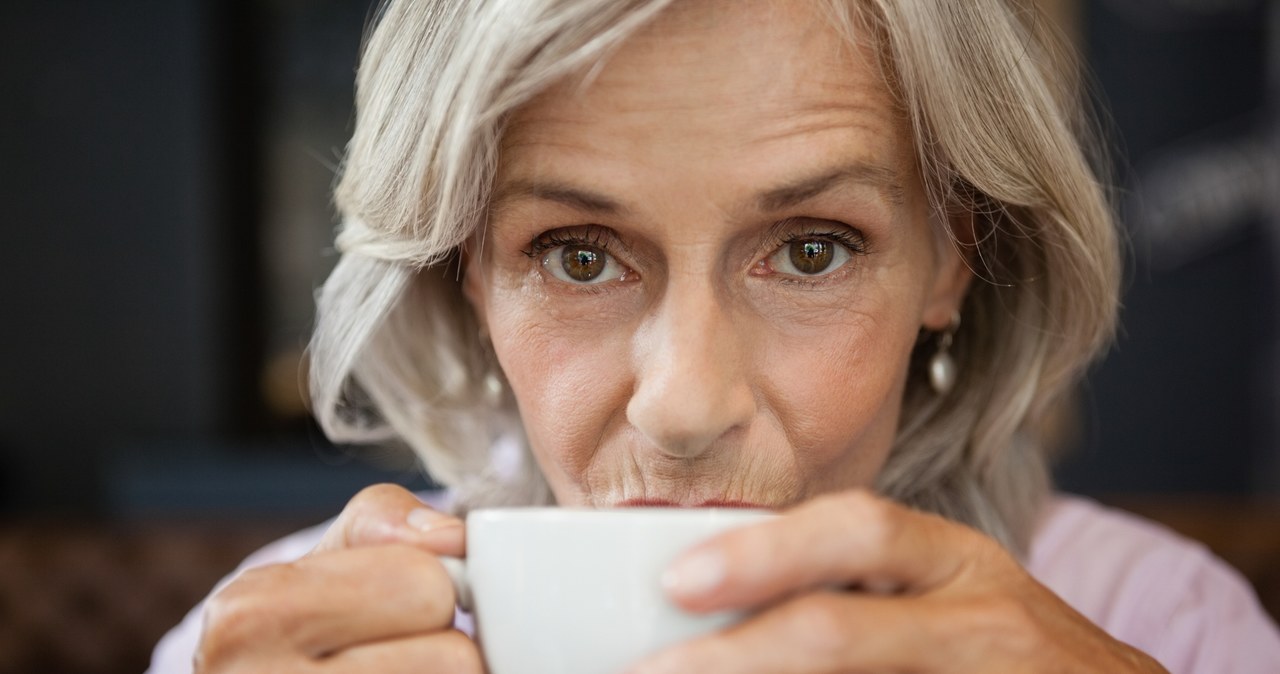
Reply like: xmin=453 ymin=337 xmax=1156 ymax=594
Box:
xmin=626 ymin=281 xmax=756 ymax=459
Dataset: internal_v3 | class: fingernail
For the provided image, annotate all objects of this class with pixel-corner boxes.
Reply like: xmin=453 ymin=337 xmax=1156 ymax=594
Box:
xmin=662 ymin=549 xmax=725 ymax=598
xmin=407 ymin=508 xmax=462 ymax=533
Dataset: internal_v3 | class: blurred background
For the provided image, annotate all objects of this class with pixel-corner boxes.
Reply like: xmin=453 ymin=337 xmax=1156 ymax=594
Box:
xmin=1 ymin=0 xmax=1277 ymax=672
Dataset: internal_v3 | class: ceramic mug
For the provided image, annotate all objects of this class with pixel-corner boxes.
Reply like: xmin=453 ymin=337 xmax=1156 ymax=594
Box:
xmin=438 ymin=507 xmax=774 ymax=674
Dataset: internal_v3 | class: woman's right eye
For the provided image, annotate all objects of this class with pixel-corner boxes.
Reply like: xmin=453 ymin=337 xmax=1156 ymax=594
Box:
xmin=541 ymin=243 xmax=626 ymax=284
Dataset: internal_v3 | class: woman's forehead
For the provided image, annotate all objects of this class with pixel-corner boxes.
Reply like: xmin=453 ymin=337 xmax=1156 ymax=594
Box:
xmin=496 ymin=0 xmax=915 ymax=212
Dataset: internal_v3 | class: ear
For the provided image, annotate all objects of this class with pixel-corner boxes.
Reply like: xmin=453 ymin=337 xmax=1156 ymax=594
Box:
xmin=921 ymin=209 xmax=975 ymax=331
xmin=460 ymin=241 xmax=491 ymax=337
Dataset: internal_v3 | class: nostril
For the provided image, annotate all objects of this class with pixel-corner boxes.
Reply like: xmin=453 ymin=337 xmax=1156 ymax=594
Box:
xmin=646 ymin=423 xmax=723 ymax=459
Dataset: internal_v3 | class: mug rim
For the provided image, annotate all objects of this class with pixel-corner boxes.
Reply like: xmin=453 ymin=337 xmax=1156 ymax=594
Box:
xmin=464 ymin=506 xmax=777 ymax=524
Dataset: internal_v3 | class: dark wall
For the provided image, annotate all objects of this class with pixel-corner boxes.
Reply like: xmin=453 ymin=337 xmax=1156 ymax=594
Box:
xmin=0 ymin=0 xmax=418 ymax=518
xmin=2 ymin=0 xmax=253 ymax=511
xmin=1055 ymin=0 xmax=1279 ymax=496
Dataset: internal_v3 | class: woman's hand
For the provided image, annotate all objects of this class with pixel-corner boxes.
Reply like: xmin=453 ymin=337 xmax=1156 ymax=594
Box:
xmin=628 ymin=490 xmax=1169 ymax=673
xmin=194 ymin=484 xmax=482 ymax=673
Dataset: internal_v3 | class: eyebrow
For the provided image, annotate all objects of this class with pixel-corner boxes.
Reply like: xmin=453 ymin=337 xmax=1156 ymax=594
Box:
xmin=490 ymin=160 xmax=905 ymax=216
xmin=757 ymin=161 xmax=906 ymax=211
xmin=491 ymin=180 xmax=628 ymax=216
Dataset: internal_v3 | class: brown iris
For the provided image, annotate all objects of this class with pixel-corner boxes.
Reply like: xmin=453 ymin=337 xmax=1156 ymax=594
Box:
xmin=561 ymin=244 xmax=607 ymax=282
xmin=789 ymin=239 xmax=834 ymax=274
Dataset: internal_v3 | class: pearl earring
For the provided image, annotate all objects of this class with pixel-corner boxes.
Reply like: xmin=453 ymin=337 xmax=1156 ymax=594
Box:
xmin=929 ymin=310 xmax=961 ymax=395
xmin=478 ymin=326 xmax=503 ymax=406
xmin=483 ymin=370 xmax=504 ymax=406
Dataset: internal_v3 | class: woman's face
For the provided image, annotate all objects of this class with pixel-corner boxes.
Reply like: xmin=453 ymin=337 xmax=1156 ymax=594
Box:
xmin=464 ymin=0 xmax=970 ymax=509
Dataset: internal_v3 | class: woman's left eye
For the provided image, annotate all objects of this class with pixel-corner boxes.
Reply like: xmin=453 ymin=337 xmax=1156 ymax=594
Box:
xmin=540 ymin=244 xmax=626 ymax=284
xmin=766 ymin=237 xmax=853 ymax=277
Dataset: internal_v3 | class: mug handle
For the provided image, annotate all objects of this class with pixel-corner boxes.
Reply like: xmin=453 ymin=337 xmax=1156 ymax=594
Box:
xmin=438 ymin=556 xmax=474 ymax=613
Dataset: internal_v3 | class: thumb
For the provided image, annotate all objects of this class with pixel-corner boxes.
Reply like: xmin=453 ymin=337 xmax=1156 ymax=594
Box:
xmin=310 ymin=483 xmax=465 ymax=557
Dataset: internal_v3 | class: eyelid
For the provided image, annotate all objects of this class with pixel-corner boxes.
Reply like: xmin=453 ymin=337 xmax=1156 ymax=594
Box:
xmin=523 ymin=224 xmax=626 ymax=258
xmin=765 ymin=218 xmax=869 ymax=255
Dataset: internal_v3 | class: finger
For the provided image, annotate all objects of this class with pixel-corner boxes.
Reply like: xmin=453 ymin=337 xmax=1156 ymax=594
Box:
xmin=321 ymin=629 xmax=484 ymax=674
xmin=312 ymin=483 xmax=465 ymax=557
xmin=201 ymin=544 xmax=459 ymax=660
xmin=663 ymin=490 xmax=985 ymax=612
xmin=628 ymin=591 xmax=947 ymax=674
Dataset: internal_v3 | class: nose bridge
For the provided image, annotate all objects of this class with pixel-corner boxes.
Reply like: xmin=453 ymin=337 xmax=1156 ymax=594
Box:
xmin=659 ymin=275 xmax=732 ymax=382
xmin=626 ymin=272 xmax=755 ymax=458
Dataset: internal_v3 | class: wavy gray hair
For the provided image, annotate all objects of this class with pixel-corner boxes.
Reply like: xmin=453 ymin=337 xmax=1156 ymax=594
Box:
xmin=309 ymin=0 xmax=1119 ymax=554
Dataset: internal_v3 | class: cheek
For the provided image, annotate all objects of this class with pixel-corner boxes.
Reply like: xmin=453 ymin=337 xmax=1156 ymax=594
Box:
xmin=485 ymin=289 xmax=633 ymax=485
xmin=759 ymin=302 xmax=919 ymax=486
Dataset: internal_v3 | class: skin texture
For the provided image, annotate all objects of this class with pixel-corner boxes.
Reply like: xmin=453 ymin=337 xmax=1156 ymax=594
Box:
xmin=194 ymin=1 xmax=1168 ymax=671
xmin=464 ymin=0 xmax=970 ymax=510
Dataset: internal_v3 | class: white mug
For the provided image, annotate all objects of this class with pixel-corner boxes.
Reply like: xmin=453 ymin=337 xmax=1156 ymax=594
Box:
xmin=439 ymin=507 xmax=774 ymax=674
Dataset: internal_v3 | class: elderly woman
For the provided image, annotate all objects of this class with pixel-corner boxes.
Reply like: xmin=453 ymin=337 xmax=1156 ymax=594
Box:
xmin=151 ymin=0 xmax=1280 ymax=672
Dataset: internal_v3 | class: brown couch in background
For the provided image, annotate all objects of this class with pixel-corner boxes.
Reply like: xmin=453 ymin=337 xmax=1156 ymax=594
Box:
xmin=0 ymin=520 xmax=302 ymax=674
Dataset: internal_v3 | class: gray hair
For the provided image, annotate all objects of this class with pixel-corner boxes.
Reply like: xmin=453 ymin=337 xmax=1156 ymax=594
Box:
xmin=309 ymin=0 xmax=1119 ymax=554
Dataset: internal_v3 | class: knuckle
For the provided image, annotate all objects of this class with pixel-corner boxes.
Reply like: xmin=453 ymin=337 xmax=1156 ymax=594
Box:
xmin=430 ymin=630 xmax=484 ymax=673
xmin=330 ymin=484 xmax=420 ymax=548
xmin=198 ymin=591 xmax=266 ymax=664
xmin=409 ymin=547 xmax=460 ymax=611
xmin=790 ymin=593 xmax=852 ymax=659
xmin=373 ymin=545 xmax=458 ymax=624
xmin=420 ymin=558 xmax=462 ymax=624
xmin=963 ymin=594 xmax=1041 ymax=653
xmin=832 ymin=490 xmax=897 ymax=548
xmin=349 ymin=483 xmax=408 ymax=512
xmin=198 ymin=564 xmax=303 ymax=663
xmin=972 ymin=532 xmax=1016 ymax=567
xmin=241 ymin=560 xmax=302 ymax=588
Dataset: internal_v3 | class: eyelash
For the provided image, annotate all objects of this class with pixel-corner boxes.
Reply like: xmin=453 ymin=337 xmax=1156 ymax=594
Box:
xmin=775 ymin=227 xmax=868 ymax=257
xmin=521 ymin=224 xmax=617 ymax=259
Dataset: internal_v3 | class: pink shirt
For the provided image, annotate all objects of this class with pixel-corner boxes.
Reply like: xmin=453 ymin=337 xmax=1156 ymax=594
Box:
xmin=148 ymin=494 xmax=1280 ymax=673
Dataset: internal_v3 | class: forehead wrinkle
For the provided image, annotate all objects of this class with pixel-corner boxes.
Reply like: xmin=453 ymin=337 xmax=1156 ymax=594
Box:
xmin=742 ymin=114 xmax=911 ymax=208
xmin=747 ymin=90 xmax=902 ymax=142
